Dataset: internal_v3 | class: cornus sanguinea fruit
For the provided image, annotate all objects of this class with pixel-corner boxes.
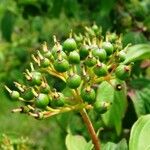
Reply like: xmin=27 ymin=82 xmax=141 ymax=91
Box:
xmin=11 ymin=91 xmax=20 ymax=100
xmin=5 ymin=24 xmax=133 ymax=121
xmin=93 ymin=63 xmax=108 ymax=77
xmin=92 ymin=48 xmax=107 ymax=61
xmin=21 ymin=88 xmax=34 ymax=101
xmin=66 ymin=74 xmax=81 ymax=89
xmin=51 ymin=93 xmax=65 ymax=107
xmin=63 ymin=38 xmax=77 ymax=52
xmin=79 ymin=44 xmax=89 ymax=60
xmin=115 ymin=64 xmax=131 ymax=80
xmin=81 ymin=86 xmax=96 ymax=104
xmin=85 ymin=56 xmax=97 ymax=67
xmin=94 ymin=101 xmax=110 ymax=114
xmin=30 ymin=71 xmax=42 ymax=86
xmin=68 ymin=51 xmax=80 ymax=64
xmin=102 ymin=41 xmax=114 ymax=55
xmin=35 ymin=93 xmax=50 ymax=108
xmin=54 ymin=58 xmax=69 ymax=72
xmin=117 ymin=51 xmax=126 ymax=62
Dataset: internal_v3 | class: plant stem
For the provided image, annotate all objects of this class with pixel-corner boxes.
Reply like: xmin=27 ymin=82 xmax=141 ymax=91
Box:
xmin=80 ymin=109 xmax=100 ymax=150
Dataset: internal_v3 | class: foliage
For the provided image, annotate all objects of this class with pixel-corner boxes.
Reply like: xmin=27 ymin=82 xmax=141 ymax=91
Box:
xmin=0 ymin=0 xmax=150 ymax=150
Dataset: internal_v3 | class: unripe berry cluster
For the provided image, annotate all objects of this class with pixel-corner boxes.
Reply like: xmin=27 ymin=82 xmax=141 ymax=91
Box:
xmin=5 ymin=24 xmax=132 ymax=119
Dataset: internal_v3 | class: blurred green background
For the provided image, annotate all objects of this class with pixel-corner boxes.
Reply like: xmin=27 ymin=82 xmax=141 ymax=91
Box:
xmin=0 ymin=0 xmax=150 ymax=149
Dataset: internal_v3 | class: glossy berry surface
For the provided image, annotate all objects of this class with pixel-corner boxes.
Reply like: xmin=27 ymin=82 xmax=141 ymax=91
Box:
xmin=93 ymin=63 xmax=108 ymax=77
xmin=31 ymin=71 xmax=42 ymax=86
xmin=68 ymin=51 xmax=80 ymax=64
xmin=85 ymin=56 xmax=97 ymax=67
xmin=79 ymin=45 xmax=89 ymax=60
xmin=63 ymin=38 xmax=77 ymax=52
xmin=51 ymin=93 xmax=65 ymax=107
xmin=118 ymin=51 xmax=126 ymax=62
xmin=67 ymin=74 xmax=81 ymax=89
xmin=54 ymin=59 xmax=69 ymax=72
xmin=94 ymin=101 xmax=108 ymax=114
xmin=21 ymin=88 xmax=34 ymax=101
xmin=81 ymin=88 xmax=96 ymax=104
xmin=11 ymin=91 xmax=20 ymax=100
xmin=35 ymin=93 xmax=50 ymax=108
xmin=92 ymin=48 xmax=107 ymax=61
xmin=115 ymin=64 xmax=131 ymax=80
xmin=102 ymin=42 xmax=114 ymax=55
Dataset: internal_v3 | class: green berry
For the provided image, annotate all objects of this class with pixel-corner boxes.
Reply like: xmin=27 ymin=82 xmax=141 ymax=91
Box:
xmin=92 ymin=24 xmax=99 ymax=33
xmin=40 ymin=84 xmax=51 ymax=94
xmin=118 ymin=51 xmax=126 ymax=62
xmin=85 ymin=56 xmax=97 ymax=67
xmin=68 ymin=51 xmax=80 ymax=64
xmin=30 ymin=71 xmax=42 ymax=86
xmin=52 ymin=45 xmax=62 ymax=56
xmin=21 ymin=88 xmax=34 ymax=101
xmin=43 ymin=51 xmax=52 ymax=59
xmin=53 ymin=50 xmax=67 ymax=60
xmin=81 ymin=87 xmax=96 ymax=104
xmin=108 ymin=33 xmax=117 ymax=43
xmin=92 ymin=48 xmax=107 ymax=61
xmin=41 ymin=58 xmax=50 ymax=68
xmin=54 ymin=59 xmax=69 ymax=72
xmin=35 ymin=93 xmax=50 ymax=108
xmin=102 ymin=42 xmax=114 ymax=55
xmin=93 ymin=63 xmax=108 ymax=77
xmin=63 ymin=38 xmax=77 ymax=52
xmin=115 ymin=64 xmax=131 ymax=80
xmin=11 ymin=91 xmax=20 ymax=100
xmin=67 ymin=74 xmax=81 ymax=89
xmin=94 ymin=101 xmax=109 ymax=114
xmin=51 ymin=93 xmax=65 ymax=107
xmin=79 ymin=45 xmax=89 ymax=60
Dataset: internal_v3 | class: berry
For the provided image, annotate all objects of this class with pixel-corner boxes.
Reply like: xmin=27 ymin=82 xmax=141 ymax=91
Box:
xmin=85 ymin=56 xmax=97 ymax=67
xmin=92 ymin=24 xmax=99 ymax=33
xmin=102 ymin=42 xmax=114 ymax=55
xmin=118 ymin=51 xmax=126 ymax=62
xmin=52 ymin=44 xmax=62 ymax=56
xmin=21 ymin=88 xmax=34 ymax=101
xmin=40 ymin=84 xmax=51 ymax=94
xmin=93 ymin=63 xmax=108 ymax=77
xmin=63 ymin=38 xmax=77 ymax=52
xmin=67 ymin=74 xmax=81 ymax=89
xmin=11 ymin=91 xmax=20 ymax=100
xmin=30 ymin=71 xmax=42 ymax=86
xmin=79 ymin=45 xmax=89 ymax=60
xmin=54 ymin=59 xmax=69 ymax=72
xmin=41 ymin=58 xmax=50 ymax=68
xmin=43 ymin=51 xmax=52 ymax=59
xmin=81 ymin=87 xmax=96 ymax=104
xmin=92 ymin=48 xmax=107 ymax=61
xmin=51 ymin=93 xmax=65 ymax=107
xmin=115 ymin=64 xmax=131 ymax=80
xmin=68 ymin=51 xmax=80 ymax=64
xmin=35 ymin=93 xmax=50 ymax=108
xmin=94 ymin=101 xmax=109 ymax=114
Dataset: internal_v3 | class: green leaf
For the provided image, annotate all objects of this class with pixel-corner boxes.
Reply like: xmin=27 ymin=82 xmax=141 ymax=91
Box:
xmin=123 ymin=44 xmax=150 ymax=64
xmin=123 ymin=32 xmax=147 ymax=46
xmin=129 ymin=78 xmax=150 ymax=117
xmin=102 ymin=139 xmax=128 ymax=150
xmin=96 ymin=81 xmax=114 ymax=103
xmin=1 ymin=10 xmax=16 ymax=41
xmin=96 ymin=80 xmax=127 ymax=135
xmin=102 ymin=142 xmax=117 ymax=150
xmin=65 ymin=133 xmax=93 ymax=150
xmin=129 ymin=114 xmax=150 ymax=150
